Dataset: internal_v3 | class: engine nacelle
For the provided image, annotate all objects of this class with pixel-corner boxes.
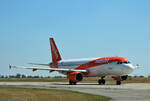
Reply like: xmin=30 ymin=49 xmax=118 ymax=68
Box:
xmin=68 ymin=72 xmax=83 ymax=82
xmin=121 ymin=75 xmax=128 ymax=80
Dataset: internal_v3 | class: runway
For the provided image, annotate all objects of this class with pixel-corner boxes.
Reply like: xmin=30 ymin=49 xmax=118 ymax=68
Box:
xmin=0 ymin=82 xmax=150 ymax=101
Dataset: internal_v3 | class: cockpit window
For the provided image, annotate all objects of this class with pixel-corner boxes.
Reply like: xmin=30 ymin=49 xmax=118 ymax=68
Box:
xmin=117 ymin=61 xmax=130 ymax=64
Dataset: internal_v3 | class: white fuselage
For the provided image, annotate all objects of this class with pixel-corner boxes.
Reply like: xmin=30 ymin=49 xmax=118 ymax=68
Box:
xmin=57 ymin=58 xmax=135 ymax=77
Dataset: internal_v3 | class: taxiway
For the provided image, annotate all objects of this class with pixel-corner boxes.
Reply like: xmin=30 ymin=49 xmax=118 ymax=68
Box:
xmin=0 ymin=82 xmax=150 ymax=101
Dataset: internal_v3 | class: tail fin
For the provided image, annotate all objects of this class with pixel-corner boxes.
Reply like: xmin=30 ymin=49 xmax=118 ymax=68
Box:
xmin=49 ymin=37 xmax=62 ymax=68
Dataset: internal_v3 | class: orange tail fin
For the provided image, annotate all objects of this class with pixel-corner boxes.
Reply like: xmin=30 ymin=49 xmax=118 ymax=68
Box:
xmin=49 ymin=38 xmax=62 ymax=68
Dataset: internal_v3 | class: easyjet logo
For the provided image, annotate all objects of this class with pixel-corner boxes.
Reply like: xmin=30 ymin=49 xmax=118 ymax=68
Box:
xmin=51 ymin=42 xmax=58 ymax=59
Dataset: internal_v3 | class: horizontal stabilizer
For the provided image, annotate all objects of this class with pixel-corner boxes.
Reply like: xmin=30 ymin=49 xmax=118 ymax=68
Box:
xmin=28 ymin=63 xmax=50 ymax=66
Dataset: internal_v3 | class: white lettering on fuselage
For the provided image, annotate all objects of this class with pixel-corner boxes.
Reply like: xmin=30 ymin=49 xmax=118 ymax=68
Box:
xmin=51 ymin=42 xmax=58 ymax=59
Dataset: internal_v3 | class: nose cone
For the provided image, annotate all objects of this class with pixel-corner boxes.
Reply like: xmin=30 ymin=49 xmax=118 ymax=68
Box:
xmin=127 ymin=64 xmax=135 ymax=70
xmin=123 ymin=64 xmax=135 ymax=74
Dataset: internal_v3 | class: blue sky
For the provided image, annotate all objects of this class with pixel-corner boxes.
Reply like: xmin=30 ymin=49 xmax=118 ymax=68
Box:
xmin=0 ymin=0 xmax=150 ymax=76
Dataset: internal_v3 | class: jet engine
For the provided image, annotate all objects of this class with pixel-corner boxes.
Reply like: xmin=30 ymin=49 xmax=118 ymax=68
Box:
xmin=121 ymin=75 xmax=128 ymax=80
xmin=68 ymin=72 xmax=83 ymax=83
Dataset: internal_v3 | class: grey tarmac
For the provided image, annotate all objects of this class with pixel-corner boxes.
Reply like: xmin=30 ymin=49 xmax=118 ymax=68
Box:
xmin=0 ymin=82 xmax=150 ymax=101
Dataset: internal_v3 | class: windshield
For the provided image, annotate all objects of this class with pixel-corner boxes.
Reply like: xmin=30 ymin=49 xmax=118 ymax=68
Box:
xmin=117 ymin=61 xmax=130 ymax=64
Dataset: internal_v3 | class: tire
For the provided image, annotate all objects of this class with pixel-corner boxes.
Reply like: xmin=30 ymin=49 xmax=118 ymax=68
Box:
xmin=69 ymin=81 xmax=73 ymax=85
xmin=102 ymin=79 xmax=105 ymax=85
xmin=116 ymin=81 xmax=121 ymax=85
xmin=69 ymin=81 xmax=77 ymax=85
xmin=98 ymin=80 xmax=102 ymax=85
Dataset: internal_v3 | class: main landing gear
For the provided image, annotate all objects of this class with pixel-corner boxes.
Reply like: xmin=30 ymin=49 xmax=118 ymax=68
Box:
xmin=98 ymin=76 xmax=105 ymax=85
xmin=69 ymin=80 xmax=77 ymax=85
xmin=116 ymin=80 xmax=121 ymax=85
xmin=115 ymin=76 xmax=122 ymax=85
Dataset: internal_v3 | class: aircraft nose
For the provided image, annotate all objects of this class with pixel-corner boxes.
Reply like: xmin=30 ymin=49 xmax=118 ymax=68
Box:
xmin=123 ymin=64 xmax=135 ymax=74
xmin=128 ymin=64 xmax=135 ymax=70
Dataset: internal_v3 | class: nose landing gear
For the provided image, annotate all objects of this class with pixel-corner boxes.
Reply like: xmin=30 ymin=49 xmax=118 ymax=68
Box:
xmin=98 ymin=76 xmax=105 ymax=85
xmin=114 ymin=76 xmax=122 ymax=85
xmin=112 ymin=76 xmax=122 ymax=85
xmin=69 ymin=80 xmax=77 ymax=85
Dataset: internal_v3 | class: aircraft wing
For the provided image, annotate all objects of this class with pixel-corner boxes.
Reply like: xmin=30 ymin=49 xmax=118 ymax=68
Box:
xmin=28 ymin=63 xmax=50 ymax=66
xmin=9 ymin=65 xmax=87 ymax=72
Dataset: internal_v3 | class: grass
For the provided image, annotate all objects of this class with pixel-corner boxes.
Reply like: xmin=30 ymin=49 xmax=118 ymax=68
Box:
xmin=126 ymin=77 xmax=150 ymax=83
xmin=0 ymin=87 xmax=111 ymax=101
xmin=0 ymin=77 xmax=150 ymax=83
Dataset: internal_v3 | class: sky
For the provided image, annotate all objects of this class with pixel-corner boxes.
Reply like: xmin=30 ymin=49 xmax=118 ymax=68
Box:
xmin=0 ymin=0 xmax=150 ymax=76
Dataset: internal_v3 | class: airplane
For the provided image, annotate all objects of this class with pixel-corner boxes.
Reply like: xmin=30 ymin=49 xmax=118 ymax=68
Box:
xmin=9 ymin=37 xmax=136 ymax=85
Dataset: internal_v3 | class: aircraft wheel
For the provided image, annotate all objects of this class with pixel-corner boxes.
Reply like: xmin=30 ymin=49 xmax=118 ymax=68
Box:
xmin=116 ymin=81 xmax=121 ymax=85
xmin=101 ymin=79 xmax=105 ymax=85
xmin=69 ymin=81 xmax=77 ymax=85
xmin=98 ymin=79 xmax=105 ymax=85
xmin=69 ymin=81 xmax=73 ymax=85
xmin=98 ymin=79 xmax=102 ymax=85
